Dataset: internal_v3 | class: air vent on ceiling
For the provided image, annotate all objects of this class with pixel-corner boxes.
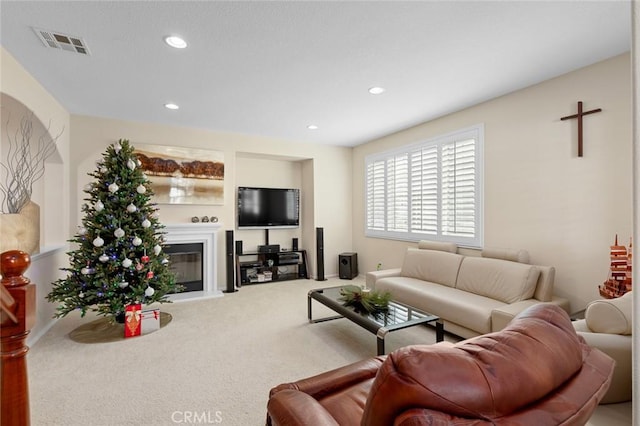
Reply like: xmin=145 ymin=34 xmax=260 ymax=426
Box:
xmin=32 ymin=27 xmax=90 ymax=55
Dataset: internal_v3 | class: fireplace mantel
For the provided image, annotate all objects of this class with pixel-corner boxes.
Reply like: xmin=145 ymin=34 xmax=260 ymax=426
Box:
xmin=163 ymin=223 xmax=223 ymax=301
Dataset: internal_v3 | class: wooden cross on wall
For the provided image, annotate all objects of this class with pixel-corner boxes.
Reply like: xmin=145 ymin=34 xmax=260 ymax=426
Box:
xmin=560 ymin=101 xmax=602 ymax=157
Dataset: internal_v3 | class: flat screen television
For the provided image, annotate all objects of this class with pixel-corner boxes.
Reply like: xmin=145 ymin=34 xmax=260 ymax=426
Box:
xmin=237 ymin=187 xmax=300 ymax=229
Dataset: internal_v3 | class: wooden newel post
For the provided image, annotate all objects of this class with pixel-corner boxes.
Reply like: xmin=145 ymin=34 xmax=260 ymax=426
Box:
xmin=1 ymin=250 xmax=36 ymax=426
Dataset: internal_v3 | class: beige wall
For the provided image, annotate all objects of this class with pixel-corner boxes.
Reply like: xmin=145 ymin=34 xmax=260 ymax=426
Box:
xmin=353 ymin=53 xmax=633 ymax=312
xmin=69 ymin=115 xmax=353 ymax=284
xmin=0 ymin=46 xmax=71 ymax=343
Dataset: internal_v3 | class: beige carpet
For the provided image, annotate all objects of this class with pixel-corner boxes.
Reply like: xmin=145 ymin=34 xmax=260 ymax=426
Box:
xmin=27 ymin=277 xmax=631 ymax=425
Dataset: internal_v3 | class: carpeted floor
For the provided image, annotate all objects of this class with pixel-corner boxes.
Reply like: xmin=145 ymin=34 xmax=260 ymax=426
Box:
xmin=27 ymin=277 xmax=632 ymax=425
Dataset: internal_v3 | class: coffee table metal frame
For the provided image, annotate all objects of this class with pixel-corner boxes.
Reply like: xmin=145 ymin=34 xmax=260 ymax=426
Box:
xmin=308 ymin=286 xmax=444 ymax=355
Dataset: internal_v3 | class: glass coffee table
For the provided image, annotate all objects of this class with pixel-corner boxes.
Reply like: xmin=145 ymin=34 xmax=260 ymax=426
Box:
xmin=308 ymin=286 xmax=443 ymax=355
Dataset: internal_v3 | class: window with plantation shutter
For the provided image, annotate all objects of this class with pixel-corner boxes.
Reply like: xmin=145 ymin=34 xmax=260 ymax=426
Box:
xmin=365 ymin=124 xmax=483 ymax=248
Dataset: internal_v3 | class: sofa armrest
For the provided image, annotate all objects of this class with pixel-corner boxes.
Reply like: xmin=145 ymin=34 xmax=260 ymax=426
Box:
xmin=267 ymin=389 xmax=339 ymax=426
xmin=491 ymin=297 xmax=571 ymax=332
xmin=366 ymin=268 xmax=401 ymax=290
xmin=269 ymin=356 xmax=385 ymax=400
xmin=575 ymin=331 xmax=632 ymax=403
xmin=585 ymin=291 xmax=633 ymax=335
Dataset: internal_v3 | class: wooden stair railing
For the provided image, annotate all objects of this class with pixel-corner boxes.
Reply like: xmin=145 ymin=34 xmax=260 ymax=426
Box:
xmin=1 ymin=250 xmax=36 ymax=426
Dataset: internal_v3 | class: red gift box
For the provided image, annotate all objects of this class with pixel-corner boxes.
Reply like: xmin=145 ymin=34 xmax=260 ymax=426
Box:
xmin=124 ymin=304 xmax=142 ymax=337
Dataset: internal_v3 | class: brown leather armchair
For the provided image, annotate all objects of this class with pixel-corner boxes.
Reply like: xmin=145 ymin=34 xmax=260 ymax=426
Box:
xmin=267 ymin=304 xmax=614 ymax=425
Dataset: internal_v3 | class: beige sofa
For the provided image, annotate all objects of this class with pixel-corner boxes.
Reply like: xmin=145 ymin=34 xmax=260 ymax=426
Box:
xmin=573 ymin=291 xmax=632 ymax=403
xmin=366 ymin=241 xmax=570 ymax=339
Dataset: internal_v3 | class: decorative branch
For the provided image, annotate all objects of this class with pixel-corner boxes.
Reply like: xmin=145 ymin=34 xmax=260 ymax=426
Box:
xmin=0 ymin=112 xmax=64 ymax=213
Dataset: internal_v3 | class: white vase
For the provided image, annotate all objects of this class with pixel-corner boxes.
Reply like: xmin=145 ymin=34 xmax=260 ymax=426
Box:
xmin=0 ymin=201 xmax=40 ymax=255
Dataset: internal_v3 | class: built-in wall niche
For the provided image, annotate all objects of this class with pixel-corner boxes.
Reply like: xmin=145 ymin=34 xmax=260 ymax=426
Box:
xmin=235 ymin=153 xmax=305 ymax=252
xmin=0 ymin=93 xmax=65 ymax=252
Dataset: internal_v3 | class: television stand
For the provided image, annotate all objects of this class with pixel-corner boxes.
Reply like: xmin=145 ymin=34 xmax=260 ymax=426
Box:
xmin=236 ymin=249 xmax=309 ymax=286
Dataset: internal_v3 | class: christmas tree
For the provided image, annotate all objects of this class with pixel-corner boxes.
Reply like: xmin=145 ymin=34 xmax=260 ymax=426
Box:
xmin=47 ymin=139 xmax=179 ymax=320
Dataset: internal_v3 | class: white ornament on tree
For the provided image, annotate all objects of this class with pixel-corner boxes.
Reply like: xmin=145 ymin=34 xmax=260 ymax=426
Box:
xmin=141 ymin=219 xmax=151 ymax=228
xmin=153 ymin=244 xmax=162 ymax=255
xmin=114 ymin=228 xmax=125 ymax=238
xmin=132 ymin=236 xmax=142 ymax=246
xmin=126 ymin=203 xmax=137 ymax=213
xmin=127 ymin=158 xmax=136 ymax=170
xmin=136 ymin=184 xmax=146 ymax=194
xmin=113 ymin=140 xmax=122 ymax=153
xmin=122 ymin=258 xmax=133 ymax=268
xmin=145 ymin=286 xmax=155 ymax=297
xmin=119 ymin=281 xmax=129 ymax=289
xmin=93 ymin=236 xmax=104 ymax=247
xmin=84 ymin=183 xmax=93 ymax=192
xmin=99 ymin=254 xmax=109 ymax=263
xmin=95 ymin=200 xmax=104 ymax=211
xmin=108 ymin=183 xmax=119 ymax=193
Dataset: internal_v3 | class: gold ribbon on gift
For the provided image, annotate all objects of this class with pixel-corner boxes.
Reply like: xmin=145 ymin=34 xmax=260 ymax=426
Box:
xmin=125 ymin=309 xmax=141 ymax=322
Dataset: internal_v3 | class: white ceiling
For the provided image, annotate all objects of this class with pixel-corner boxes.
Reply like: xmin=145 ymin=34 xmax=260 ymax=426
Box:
xmin=0 ymin=1 xmax=632 ymax=147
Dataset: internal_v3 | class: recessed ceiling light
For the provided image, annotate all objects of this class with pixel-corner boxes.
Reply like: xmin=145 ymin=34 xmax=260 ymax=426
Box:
xmin=164 ymin=36 xmax=187 ymax=49
xmin=307 ymin=124 xmax=319 ymax=130
xmin=164 ymin=103 xmax=180 ymax=110
xmin=368 ymin=86 xmax=385 ymax=95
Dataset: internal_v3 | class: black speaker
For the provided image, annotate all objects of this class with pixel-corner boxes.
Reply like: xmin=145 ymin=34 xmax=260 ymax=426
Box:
xmin=339 ymin=252 xmax=358 ymax=280
xmin=225 ymin=230 xmax=237 ymax=292
xmin=235 ymin=240 xmax=243 ymax=255
xmin=316 ymin=227 xmax=326 ymax=281
xmin=298 ymin=261 xmax=307 ymax=278
xmin=292 ymin=237 xmax=298 ymax=251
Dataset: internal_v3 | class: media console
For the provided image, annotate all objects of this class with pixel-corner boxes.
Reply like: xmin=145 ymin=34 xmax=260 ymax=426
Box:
xmin=235 ymin=249 xmax=309 ymax=286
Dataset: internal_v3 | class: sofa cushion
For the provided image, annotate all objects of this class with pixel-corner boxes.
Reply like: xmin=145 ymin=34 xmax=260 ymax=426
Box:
xmin=417 ymin=240 xmax=458 ymax=253
xmin=375 ymin=277 xmax=505 ymax=335
xmin=585 ymin=292 xmax=632 ymax=335
xmin=400 ymin=249 xmax=463 ymax=288
xmin=481 ymin=247 xmax=530 ymax=263
xmin=456 ymin=257 xmax=540 ymax=304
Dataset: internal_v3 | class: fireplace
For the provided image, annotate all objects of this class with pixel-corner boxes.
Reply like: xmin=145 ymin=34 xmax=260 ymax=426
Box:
xmin=165 ymin=242 xmax=203 ymax=293
xmin=163 ymin=223 xmax=223 ymax=301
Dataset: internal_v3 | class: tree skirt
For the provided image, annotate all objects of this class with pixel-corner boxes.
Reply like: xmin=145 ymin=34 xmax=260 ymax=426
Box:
xmin=68 ymin=312 xmax=172 ymax=343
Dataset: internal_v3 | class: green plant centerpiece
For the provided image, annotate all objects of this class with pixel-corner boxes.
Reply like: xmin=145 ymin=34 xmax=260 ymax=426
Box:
xmin=339 ymin=285 xmax=391 ymax=315
xmin=47 ymin=139 xmax=180 ymax=321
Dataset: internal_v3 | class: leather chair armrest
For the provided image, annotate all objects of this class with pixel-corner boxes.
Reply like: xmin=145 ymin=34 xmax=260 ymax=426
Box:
xmin=269 ymin=356 xmax=386 ymax=400
xmin=395 ymin=408 xmax=463 ymax=425
xmin=491 ymin=298 xmax=571 ymax=332
xmin=267 ymin=389 xmax=339 ymax=426
xmin=492 ymin=300 xmax=540 ymax=331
